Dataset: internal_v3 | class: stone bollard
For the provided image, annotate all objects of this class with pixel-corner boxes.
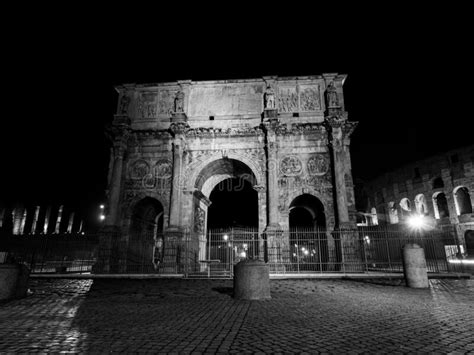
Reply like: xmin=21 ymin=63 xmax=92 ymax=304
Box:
xmin=402 ymin=243 xmax=429 ymax=288
xmin=234 ymin=259 xmax=271 ymax=300
xmin=0 ymin=263 xmax=30 ymax=301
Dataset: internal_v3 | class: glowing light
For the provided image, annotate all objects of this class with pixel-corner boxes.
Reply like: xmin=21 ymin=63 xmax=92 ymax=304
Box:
xmin=448 ymin=259 xmax=474 ymax=264
xmin=303 ymin=250 xmax=309 ymax=256
xmin=364 ymin=235 xmax=370 ymax=244
xmin=223 ymin=234 xmax=229 ymax=241
xmin=407 ymin=215 xmax=427 ymax=230
xmin=99 ymin=214 xmax=105 ymax=221
xmin=240 ymin=251 xmax=246 ymax=258
xmin=100 ymin=205 xmax=105 ymax=209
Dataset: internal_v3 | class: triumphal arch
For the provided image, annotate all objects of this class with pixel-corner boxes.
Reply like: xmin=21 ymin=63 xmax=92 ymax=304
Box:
xmin=101 ymin=74 xmax=358 ymax=273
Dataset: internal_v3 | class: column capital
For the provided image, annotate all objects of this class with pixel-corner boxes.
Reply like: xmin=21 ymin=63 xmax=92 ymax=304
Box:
xmin=169 ymin=122 xmax=190 ymax=136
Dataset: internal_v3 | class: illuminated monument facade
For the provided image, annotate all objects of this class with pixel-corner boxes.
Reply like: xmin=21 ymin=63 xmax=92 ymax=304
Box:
xmin=102 ymin=74 xmax=358 ymax=271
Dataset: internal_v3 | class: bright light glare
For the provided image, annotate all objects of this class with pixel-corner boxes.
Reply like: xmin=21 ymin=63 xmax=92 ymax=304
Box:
xmin=407 ymin=215 xmax=427 ymax=230
xmin=100 ymin=205 xmax=105 ymax=209
xmin=223 ymin=234 xmax=229 ymax=241
xmin=99 ymin=214 xmax=105 ymax=221
xmin=303 ymin=250 xmax=309 ymax=256
xmin=240 ymin=251 xmax=246 ymax=258
xmin=448 ymin=259 xmax=474 ymax=264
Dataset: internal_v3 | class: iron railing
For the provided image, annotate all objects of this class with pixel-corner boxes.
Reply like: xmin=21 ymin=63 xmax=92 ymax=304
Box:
xmin=0 ymin=226 xmax=468 ymax=277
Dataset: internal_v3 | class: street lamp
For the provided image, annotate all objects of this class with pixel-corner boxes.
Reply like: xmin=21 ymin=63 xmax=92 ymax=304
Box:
xmin=99 ymin=204 xmax=105 ymax=222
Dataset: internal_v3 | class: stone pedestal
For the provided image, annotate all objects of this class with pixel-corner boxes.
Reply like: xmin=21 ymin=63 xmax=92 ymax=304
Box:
xmin=0 ymin=263 xmax=29 ymax=301
xmin=264 ymin=227 xmax=288 ymax=273
xmin=233 ymin=259 xmax=271 ymax=300
xmin=402 ymin=243 xmax=429 ymax=288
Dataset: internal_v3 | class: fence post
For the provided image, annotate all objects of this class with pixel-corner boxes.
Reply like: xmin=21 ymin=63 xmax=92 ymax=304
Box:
xmin=340 ymin=230 xmax=346 ymax=273
xmin=385 ymin=234 xmax=392 ymax=271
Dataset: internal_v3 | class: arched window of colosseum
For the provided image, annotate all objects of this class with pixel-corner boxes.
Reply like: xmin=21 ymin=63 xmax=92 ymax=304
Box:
xmin=388 ymin=202 xmax=399 ymax=224
xmin=414 ymin=194 xmax=428 ymax=215
xmin=399 ymin=198 xmax=411 ymax=219
xmin=432 ymin=177 xmax=444 ymax=189
xmin=433 ymin=192 xmax=450 ymax=219
xmin=370 ymin=207 xmax=378 ymax=225
xmin=453 ymin=186 xmax=473 ymax=215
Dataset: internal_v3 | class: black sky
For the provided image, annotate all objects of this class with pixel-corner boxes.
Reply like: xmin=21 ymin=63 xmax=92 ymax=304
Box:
xmin=1 ymin=7 xmax=471 ymax=228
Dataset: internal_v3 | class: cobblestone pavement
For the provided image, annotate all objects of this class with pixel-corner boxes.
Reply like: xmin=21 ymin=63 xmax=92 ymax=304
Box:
xmin=0 ymin=278 xmax=473 ymax=354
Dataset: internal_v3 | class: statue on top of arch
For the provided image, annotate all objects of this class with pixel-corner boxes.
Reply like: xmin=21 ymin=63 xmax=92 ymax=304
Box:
xmin=325 ymin=81 xmax=339 ymax=108
xmin=174 ymin=91 xmax=185 ymax=113
xmin=264 ymin=85 xmax=276 ymax=110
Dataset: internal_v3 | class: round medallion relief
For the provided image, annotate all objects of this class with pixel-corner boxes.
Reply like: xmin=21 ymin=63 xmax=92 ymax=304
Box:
xmin=307 ymin=154 xmax=329 ymax=176
xmin=130 ymin=160 xmax=150 ymax=179
xmin=155 ymin=159 xmax=172 ymax=178
xmin=280 ymin=156 xmax=303 ymax=176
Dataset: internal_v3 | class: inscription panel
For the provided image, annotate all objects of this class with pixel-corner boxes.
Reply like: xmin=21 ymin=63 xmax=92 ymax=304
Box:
xmin=188 ymin=84 xmax=264 ymax=117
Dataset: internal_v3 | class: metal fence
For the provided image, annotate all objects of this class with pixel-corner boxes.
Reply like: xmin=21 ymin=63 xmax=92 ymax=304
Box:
xmin=0 ymin=226 xmax=468 ymax=277
xmin=0 ymin=234 xmax=98 ymax=273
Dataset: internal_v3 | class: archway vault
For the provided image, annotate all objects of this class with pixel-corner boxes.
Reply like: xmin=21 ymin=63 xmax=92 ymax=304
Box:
xmin=187 ymin=152 xmax=264 ymax=195
xmin=194 ymin=158 xmax=258 ymax=198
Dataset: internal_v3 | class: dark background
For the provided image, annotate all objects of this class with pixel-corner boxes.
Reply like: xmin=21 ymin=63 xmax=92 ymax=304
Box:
xmin=1 ymin=7 xmax=471 ymax=230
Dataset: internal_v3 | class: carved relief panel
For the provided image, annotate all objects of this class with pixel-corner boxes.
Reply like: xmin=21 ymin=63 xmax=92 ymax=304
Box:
xmin=157 ymin=90 xmax=175 ymax=116
xmin=194 ymin=206 xmax=205 ymax=233
xmin=299 ymin=85 xmax=321 ymax=111
xmin=280 ymin=156 xmax=303 ymax=176
xmin=307 ymin=154 xmax=329 ymax=176
xmin=278 ymin=86 xmax=298 ymax=113
xmin=137 ymin=91 xmax=158 ymax=119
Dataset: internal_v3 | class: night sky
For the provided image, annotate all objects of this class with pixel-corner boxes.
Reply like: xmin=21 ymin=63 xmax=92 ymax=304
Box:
xmin=1 ymin=9 xmax=471 ymax=229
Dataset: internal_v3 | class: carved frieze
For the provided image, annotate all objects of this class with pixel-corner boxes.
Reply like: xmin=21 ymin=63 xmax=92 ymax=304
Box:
xmin=280 ymin=156 xmax=303 ymax=176
xmin=194 ymin=206 xmax=205 ymax=233
xmin=278 ymin=87 xmax=298 ymax=113
xmin=307 ymin=154 xmax=329 ymax=176
xmin=299 ymin=86 xmax=321 ymax=111
xmin=137 ymin=91 xmax=158 ymax=119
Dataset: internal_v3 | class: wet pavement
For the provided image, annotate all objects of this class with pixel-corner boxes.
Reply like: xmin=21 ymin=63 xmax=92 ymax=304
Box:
xmin=0 ymin=278 xmax=473 ymax=353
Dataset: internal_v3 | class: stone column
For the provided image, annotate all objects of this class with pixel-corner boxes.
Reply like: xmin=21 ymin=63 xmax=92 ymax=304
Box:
xmin=43 ymin=206 xmax=51 ymax=234
xmin=264 ymin=127 xmax=280 ymax=229
xmin=330 ymin=125 xmax=350 ymax=226
xmin=12 ymin=206 xmax=24 ymax=235
xmin=0 ymin=207 xmax=4 ymax=229
xmin=19 ymin=208 xmax=27 ymax=235
xmin=327 ymin=118 xmax=362 ymax=271
xmin=67 ymin=212 xmax=75 ymax=233
xmin=55 ymin=205 xmax=63 ymax=234
xmin=168 ymin=138 xmax=184 ymax=230
xmin=106 ymin=144 xmax=126 ymax=227
xmin=263 ymin=122 xmax=287 ymax=272
xmin=31 ymin=206 xmax=40 ymax=234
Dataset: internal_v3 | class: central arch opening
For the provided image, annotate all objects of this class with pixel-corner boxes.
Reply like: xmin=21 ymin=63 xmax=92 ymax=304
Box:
xmin=207 ymin=178 xmax=258 ymax=229
xmin=194 ymin=158 xmax=259 ymax=272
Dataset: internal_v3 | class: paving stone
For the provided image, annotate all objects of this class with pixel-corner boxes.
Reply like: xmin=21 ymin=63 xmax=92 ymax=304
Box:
xmin=0 ymin=278 xmax=472 ymax=353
